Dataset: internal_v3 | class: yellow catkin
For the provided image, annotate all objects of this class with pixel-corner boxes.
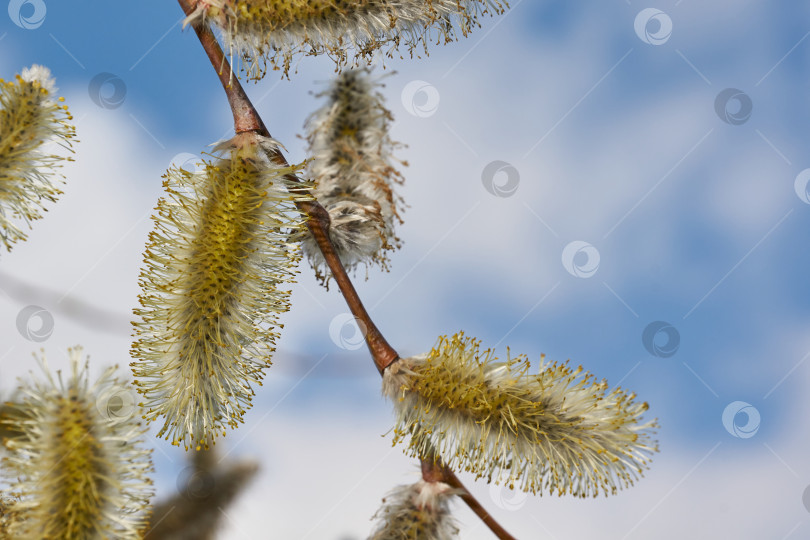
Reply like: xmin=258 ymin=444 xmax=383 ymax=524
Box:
xmin=186 ymin=0 xmax=507 ymax=78
xmin=131 ymin=133 xmax=310 ymax=450
xmin=1 ymin=348 xmax=153 ymax=539
xmin=0 ymin=65 xmax=75 ymax=252
xmin=383 ymin=332 xmax=659 ymax=497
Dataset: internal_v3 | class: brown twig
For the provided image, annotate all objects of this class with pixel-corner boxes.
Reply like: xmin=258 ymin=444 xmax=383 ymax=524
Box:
xmin=177 ymin=0 xmax=265 ymax=134
xmin=177 ymin=0 xmax=397 ymax=373
xmin=422 ymin=459 xmax=518 ymax=540
xmin=176 ymin=2 xmax=515 ymax=537
xmin=300 ymin=200 xmax=398 ymax=372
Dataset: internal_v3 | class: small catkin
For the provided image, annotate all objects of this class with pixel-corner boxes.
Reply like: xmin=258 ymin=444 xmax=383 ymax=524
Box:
xmin=131 ymin=133 xmax=310 ymax=450
xmin=185 ymin=0 xmax=507 ymax=78
xmin=383 ymin=332 xmax=659 ymax=497
xmin=369 ymin=480 xmax=459 ymax=540
xmin=1 ymin=348 xmax=154 ymax=540
xmin=300 ymin=67 xmax=404 ymax=284
xmin=0 ymin=65 xmax=75 ymax=252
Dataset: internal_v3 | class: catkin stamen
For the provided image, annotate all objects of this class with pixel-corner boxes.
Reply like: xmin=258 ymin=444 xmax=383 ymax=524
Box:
xmin=1 ymin=348 xmax=153 ymax=539
xmin=0 ymin=65 xmax=75 ymax=252
xmin=187 ymin=0 xmax=507 ymax=79
xmin=383 ymin=332 xmax=658 ymax=497
xmin=131 ymin=134 xmax=311 ymax=450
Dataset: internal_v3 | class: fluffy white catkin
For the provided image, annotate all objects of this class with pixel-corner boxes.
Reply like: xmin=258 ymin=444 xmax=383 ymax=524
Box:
xmin=369 ymin=480 xmax=459 ymax=540
xmin=383 ymin=332 xmax=659 ymax=497
xmin=0 ymin=65 xmax=75 ymax=252
xmin=301 ymin=67 xmax=404 ymax=284
xmin=1 ymin=348 xmax=153 ymax=539
xmin=185 ymin=0 xmax=507 ymax=78
xmin=131 ymin=133 xmax=310 ymax=450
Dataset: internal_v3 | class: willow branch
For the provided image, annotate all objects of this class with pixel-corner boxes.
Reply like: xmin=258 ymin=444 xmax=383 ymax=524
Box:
xmin=422 ymin=459 xmax=517 ymax=540
xmin=177 ymin=2 xmax=514 ymax=537
xmin=177 ymin=0 xmax=396 ymax=372
xmin=300 ymin=200 xmax=398 ymax=372
xmin=176 ymin=0 xmax=265 ymax=134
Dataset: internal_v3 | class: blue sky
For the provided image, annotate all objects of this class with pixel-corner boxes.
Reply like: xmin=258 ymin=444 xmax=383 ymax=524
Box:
xmin=2 ymin=1 xmax=810 ymax=538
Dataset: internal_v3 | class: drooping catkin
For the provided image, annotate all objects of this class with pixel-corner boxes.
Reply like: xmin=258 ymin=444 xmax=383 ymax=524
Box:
xmin=383 ymin=332 xmax=659 ymax=497
xmin=369 ymin=480 xmax=459 ymax=540
xmin=0 ymin=65 xmax=75 ymax=252
xmin=1 ymin=348 xmax=154 ymax=540
xmin=300 ymin=68 xmax=404 ymax=284
xmin=131 ymin=133 xmax=310 ymax=450
xmin=185 ymin=0 xmax=507 ymax=78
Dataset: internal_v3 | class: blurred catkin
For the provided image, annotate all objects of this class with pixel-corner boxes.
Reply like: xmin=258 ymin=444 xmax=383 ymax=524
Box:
xmin=300 ymin=68 xmax=404 ymax=284
xmin=383 ymin=332 xmax=658 ymax=497
xmin=369 ymin=480 xmax=459 ymax=540
xmin=185 ymin=0 xmax=507 ymax=78
xmin=131 ymin=133 xmax=310 ymax=450
xmin=1 ymin=348 xmax=153 ymax=539
xmin=0 ymin=65 xmax=75 ymax=252
xmin=145 ymin=448 xmax=258 ymax=540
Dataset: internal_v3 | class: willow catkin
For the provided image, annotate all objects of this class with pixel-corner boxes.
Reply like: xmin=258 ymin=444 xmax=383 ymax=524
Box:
xmin=131 ymin=133 xmax=310 ymax=450
xmin=383 ymin=332 xmax=659 ymax=497
xmin=185 ymin=0 xmax=507 ymax=78
xmin=1 ymin=348 xmax=153 ymax=539
xmin=301 ymin=67 xmax=404 ymax=284
xmin=146 ymin=448 xmax=259 ymax=540
xmin=0 ymin=64 xmax=75 ymax=252
xmin=369 ymin=480 xmax=459 ymax=540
